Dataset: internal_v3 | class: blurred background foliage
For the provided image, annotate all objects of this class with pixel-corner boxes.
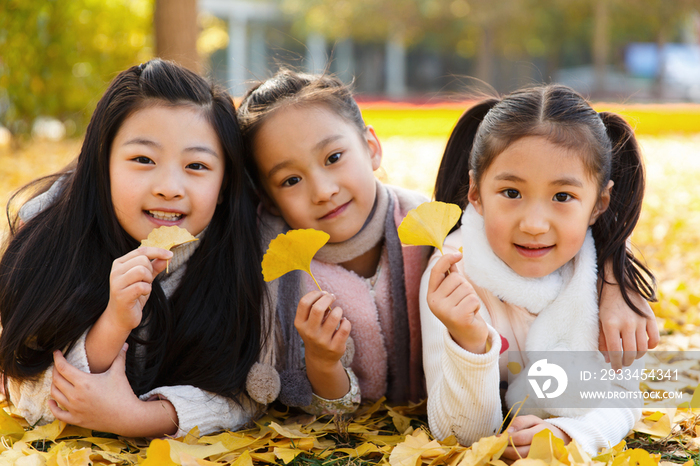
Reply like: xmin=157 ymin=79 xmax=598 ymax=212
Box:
xmin=1 ymin=0 xmax=699 ymax=139
xmin=0 ymin=0 xmax=153 ymax=139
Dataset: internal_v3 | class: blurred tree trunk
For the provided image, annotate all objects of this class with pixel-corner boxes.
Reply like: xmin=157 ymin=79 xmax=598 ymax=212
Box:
xmin=476 ymin=25 xmax=494 ymax=86
xmin=592 ymin=0 xmax=609 ymax=95
xmin=154 ymin=0 xmax=201 ymax=73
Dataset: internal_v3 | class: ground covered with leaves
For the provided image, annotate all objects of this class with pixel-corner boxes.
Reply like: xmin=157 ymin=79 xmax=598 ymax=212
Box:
xmin=1 ymin=393 xmax=699 ymax=465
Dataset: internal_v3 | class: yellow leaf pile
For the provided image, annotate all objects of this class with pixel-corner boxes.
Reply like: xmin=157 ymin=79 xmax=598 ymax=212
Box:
xmin=0 ymin=395 xmax=688 ymax=466
xmin=261 ymin=229 xmax=329 ymax=286
xmin=398 ymin=201 xmax=462 ymax=254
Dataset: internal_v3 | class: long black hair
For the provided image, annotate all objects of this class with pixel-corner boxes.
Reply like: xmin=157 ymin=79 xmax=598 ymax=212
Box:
xmin=0 ymin=59 xmax=265 ymax=400
xmin=434 ymin=85 xmax=656 ymax=315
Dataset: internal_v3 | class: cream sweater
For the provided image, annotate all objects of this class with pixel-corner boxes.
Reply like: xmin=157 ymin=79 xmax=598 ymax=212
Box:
xmin=4 ymin=240 xmax=259 ymax=437
xmin=419 ymin=228 xmax=641 ymax=454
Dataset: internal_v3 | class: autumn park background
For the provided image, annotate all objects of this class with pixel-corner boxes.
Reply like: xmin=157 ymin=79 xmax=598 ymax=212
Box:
xmin=1 ymin=0 xmax=700 ymax=464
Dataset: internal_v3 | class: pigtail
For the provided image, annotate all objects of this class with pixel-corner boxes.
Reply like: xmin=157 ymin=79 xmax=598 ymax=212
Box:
xmin=434 ymin=99 xmax=499 ymax=212
xmin=594 ymin=112 xmax=656 ymax=315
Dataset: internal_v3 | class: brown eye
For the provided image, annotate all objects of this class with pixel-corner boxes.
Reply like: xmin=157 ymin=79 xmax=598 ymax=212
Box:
xmin=505 ymin=189 xmax=520 ymax=199
xmin=554 ymin=193 xmax=572 ymax=202
xmin=326 ymin=153 xmax=341 ymax=165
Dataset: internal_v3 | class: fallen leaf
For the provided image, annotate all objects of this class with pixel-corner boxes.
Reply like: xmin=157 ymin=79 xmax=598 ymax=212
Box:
xmin=21 ymin=420 xmax=65 ymax=443
xmin=458 ymin=433 xmax=508 ymax=466
xmin=398 ymin=201 xmax=462 ymax=254
xmin=633 ymin=413 xmax=672 ymax=438
xmin=526 ymin=429 xmax=567 ymax=463
xmin=142 ymin=438 xmax=177 ymax=466
xmin=0 ymin=408 xmax=25 ymax=439
xmin=261 ymin=229 xmax=330 ymax=283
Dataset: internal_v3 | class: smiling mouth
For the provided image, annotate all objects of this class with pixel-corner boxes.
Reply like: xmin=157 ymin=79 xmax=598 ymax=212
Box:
xmin=320 ymin=201 xmax=350 ymax=220
xmin=146 ymin=210 xmax=183 ymax=221
xmin=515 ymin=244 xmax=554 ymax=257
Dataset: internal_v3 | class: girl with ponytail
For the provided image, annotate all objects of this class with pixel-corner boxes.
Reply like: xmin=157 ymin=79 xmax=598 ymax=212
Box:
xmin=421 ymin=85 xmax=656 ymax=456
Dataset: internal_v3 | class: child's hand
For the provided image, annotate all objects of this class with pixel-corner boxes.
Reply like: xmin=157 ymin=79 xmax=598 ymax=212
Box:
xmin=295 ymin=290 xmax=352 ymax=400
xmin=85 ymin=246 xmax=173 ymax=373
xmin=502 ymin=415 xmax=571 ymax=460
xmin=427 ymin=253 xmax=488 ymax=354
xmin=106 ymin=247 xmax=173 ymax=332
xmin=598 ymin=262 xmax=659 ymax=370
xmin=49 ymin=345 xmax=178 ymax=437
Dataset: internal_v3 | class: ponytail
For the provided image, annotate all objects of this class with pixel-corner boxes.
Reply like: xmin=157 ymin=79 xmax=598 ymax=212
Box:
xmin=594 ymin=112 xmax=656 ymax=314
xmin=434 ymin=99 xmax=499 ymax=212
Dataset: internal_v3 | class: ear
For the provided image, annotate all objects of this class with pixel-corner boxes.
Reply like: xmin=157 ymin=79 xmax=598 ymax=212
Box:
xmin=466 ymin=170 xmax=483 ymax=215
xmin=589 ymin=180 xmax=614 ymax=225
xmin=365 ymin=126 xmax=383 ymax=171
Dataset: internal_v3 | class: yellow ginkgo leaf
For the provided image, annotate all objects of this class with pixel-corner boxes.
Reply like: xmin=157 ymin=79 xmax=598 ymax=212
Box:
xmin=398 ymin=201 xmax=461 ymax=255
xmin=142 ymin=439 xmax=178 ymax=466
xmin=261 ymin=229 xmax=330 ymax=282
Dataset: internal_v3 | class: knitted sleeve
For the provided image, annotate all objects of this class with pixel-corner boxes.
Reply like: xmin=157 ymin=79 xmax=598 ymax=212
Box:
xmin=302 ymin=367 xmax=361 ymax=416
xmin=546 ymin=361 xmax=642 ymax=454
xmin=547 ymin=407 xmax=641 ymax=455
xmin=7 ymin=330 xmax=91 ymax=426
xmin=420 ymin=248 xmax=504 ymax=444
xmin=141 ymin=386 xmax=261 ymax=437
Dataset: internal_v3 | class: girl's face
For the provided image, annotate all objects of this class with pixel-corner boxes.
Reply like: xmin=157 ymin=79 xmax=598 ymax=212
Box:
xmin=109 ymin=104 xmax=225 ymax=242
xmin=252 ymin=105 xmax=382 ymax=243
xmin=468 ymin=136 xmax=612 ymax=278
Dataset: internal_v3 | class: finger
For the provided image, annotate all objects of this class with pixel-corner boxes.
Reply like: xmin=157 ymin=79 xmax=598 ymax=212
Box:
xmin=51 ymin=363 xmax=75 ymax=394
xmin=621 ymin=330 xmax=637 ymax=367
xmin=53 ymin=350 xmax=85 ymax=384
xmin=48 ymin=399 xmax=74 ymax=423
xmin=136 ymin=246 xmax=174 ymax=262
xmin=635 ymin=325 xmax=648 ymax=358
xmin=118 ymin=260 xmax=157 ymax=285
xmin=50 ymin=381 xmax=72 ymax=410
xmin=151 ymin=258 xmax=169 ymax=276
xmin=507 ymin=415 xmax=540 ymax=432
xmin=428 ymin=253 xmax=462 ymax=294
xmin=646 ymin=314 xmax=660 ymax=350
xmin=295 ymin=291 xmax=325 ymax=324
xmin=502 ymin=443 xmax=530 ymax=460
xmin=321 ymin=306 xmax=344 ymax=332
xmin=599 ymin=324 xmax=610 ymax=363
xmin=306 ymin=293 xmax=335 ymax=329
xmin=603 ymin=330 xmax=624 ymax=371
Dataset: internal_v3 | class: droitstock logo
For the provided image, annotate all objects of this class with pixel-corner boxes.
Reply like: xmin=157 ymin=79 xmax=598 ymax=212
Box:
xmin=528 ymin=359 xmax=568 ymax=399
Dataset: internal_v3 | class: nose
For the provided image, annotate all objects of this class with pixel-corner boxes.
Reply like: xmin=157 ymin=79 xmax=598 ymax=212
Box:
xmin=519 ymin=203 xmax=550 ymax=236
xmin=310 ymin=175 xmax=339 ymax=204
xmin=153 ymin=165 xmax=185 ymax=200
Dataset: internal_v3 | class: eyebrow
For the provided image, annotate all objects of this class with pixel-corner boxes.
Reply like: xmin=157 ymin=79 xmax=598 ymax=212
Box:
xmin=122 ymin=138 xmax=219 ymax=157
xmin=266 ymin=134 xmax=345 ymax=179
xmin=494 ymin=173 xmax=583 ymax=188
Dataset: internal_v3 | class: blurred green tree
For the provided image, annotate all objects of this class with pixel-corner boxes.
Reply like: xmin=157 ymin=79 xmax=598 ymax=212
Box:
xmin=0 ymin=0 xmax=153 ymax=138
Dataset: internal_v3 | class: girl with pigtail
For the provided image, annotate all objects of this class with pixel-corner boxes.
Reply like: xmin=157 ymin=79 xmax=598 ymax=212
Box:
xmin=420 ymin=85 xmax=657 ymax=456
